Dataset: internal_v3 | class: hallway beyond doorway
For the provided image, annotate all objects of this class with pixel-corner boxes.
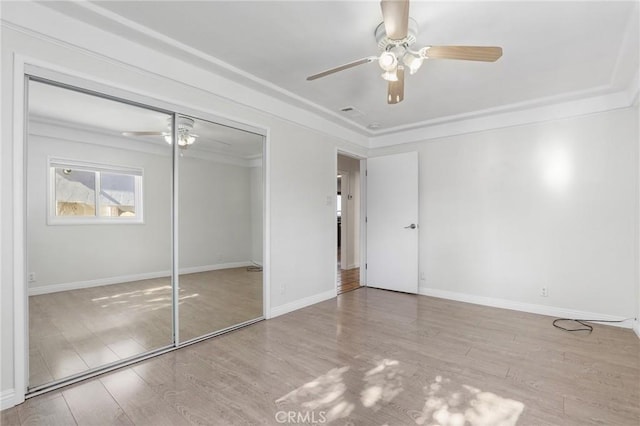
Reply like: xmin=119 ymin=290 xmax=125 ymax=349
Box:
xmin=337 ymin=248 xmax=360 ymax=294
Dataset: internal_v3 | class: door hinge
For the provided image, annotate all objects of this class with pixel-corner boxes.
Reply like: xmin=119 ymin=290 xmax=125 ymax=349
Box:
xmin=365 ymin=216 xmax=367 ymax=223
xmin=365 ymin=170 xmax=368 ymax=176
xmin=365 ymin=263 xmax=367 ymax=269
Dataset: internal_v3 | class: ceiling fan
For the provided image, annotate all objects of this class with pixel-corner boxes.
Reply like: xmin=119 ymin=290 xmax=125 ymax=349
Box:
xmin=306 ymin=0 xmax=503 ymax=105
xmin=122 ymin=116 xmax=198 ymax=149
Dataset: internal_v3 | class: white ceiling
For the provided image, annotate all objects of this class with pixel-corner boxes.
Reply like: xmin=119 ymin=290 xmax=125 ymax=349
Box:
xmin=40 ymin=1 xmax=639 ymax=137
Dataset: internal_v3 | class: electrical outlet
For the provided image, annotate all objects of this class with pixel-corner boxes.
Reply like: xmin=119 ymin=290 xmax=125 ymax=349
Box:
xmin=28 ymin=272 xmax=36 ymax=283
xmin=541 ymin=286 xmax=549 ymax=297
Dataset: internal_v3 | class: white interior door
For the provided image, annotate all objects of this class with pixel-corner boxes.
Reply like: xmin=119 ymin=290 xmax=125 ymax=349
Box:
xmin=366 ymin=152 xmax=419 ymax=293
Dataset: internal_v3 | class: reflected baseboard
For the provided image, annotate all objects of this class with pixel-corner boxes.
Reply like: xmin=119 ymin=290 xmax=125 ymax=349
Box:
xmin=180 ymin=261 xmax=254 ymax=275
xmin=28 ymin=261 xmax=255 ymax=296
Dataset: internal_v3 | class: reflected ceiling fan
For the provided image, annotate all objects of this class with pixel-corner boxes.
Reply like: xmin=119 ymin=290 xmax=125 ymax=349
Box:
xmin=307 ymin=0 xmax=503 ymax=104
xmin=122 ymin=116 xmax=198 ymax=149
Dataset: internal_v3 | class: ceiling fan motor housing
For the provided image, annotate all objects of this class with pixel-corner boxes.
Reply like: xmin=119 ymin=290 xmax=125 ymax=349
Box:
xmin=375 ymin=18 xmax=418 ymax=50
xmin=168 ymin=116 xmax=195 ymax=131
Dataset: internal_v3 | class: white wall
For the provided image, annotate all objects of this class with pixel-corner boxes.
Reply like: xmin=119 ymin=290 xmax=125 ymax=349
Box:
xmin=371 ymin=108 xmax=639 ymax=319
xmin=1 ymin=2 xmax=367 ymax=403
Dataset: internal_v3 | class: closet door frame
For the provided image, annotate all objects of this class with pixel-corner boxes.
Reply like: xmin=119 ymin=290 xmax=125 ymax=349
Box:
xmin=13 ymin=58 xmax=269 ymax=403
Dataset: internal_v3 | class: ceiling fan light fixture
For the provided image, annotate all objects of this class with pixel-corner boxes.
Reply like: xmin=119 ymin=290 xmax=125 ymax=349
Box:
xmin=381 ymin=69 xmax=398 ymax=82
xmin=418 ymin=46 xmax=432 ymax=59
xmin=402 ymin=53 xmax=423 ymax=75
xmin=164 ymin=133 xmax=197 ymax=147
xmin=378 ymin=51 xmax=397 ymax=72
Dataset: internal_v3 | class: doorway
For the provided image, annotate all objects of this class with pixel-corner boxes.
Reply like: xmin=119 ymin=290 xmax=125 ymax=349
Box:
xmin=337 ymin=153 xmax=362 ymax=294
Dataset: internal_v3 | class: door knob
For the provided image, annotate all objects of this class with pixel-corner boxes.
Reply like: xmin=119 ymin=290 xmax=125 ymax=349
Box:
xmin=404 ymin=224 xmax=417 ymax=229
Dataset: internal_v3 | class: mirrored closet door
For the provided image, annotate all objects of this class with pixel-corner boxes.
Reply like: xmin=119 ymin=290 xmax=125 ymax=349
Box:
xmin=26 ymin=79 xmax=175 ymax=390
xmin=177 ymin=116 xmax=264 ymax=342
xmin=26 ymin=77 xmax=265 ymax=393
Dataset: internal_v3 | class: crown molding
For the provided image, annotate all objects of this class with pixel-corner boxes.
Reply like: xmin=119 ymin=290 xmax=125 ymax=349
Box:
xmin=34 ymin=0 xmax=374 ymax=138
xmin=1 ymin=1 xmax=369 ymax=149
xmin=60 ymin=0 xmax=639 ymax=149
xmin=3 ymin=1 xmax=638 ymax=151
xmin=368 ymin=84 xmax=638 ymax=148
xmin=368 ymin=4 xmax=639 ymax=147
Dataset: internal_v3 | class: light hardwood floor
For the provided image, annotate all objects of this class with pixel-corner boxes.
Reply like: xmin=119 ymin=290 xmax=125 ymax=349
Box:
xmin=29 ymin=268 xmax=262 ymax=389
xmin=337 ymin=267 xmax=360 ymax=295
xmin=5 ymin=288 xmax=639 ymax=425
xmin=336 ymin=248 xmax=360 ymax=295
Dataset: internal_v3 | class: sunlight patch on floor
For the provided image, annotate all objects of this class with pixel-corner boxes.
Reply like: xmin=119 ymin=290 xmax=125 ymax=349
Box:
xmin=277 ymin=358 xmax=406 ymax=422
xmin=276 ymin=366 xmax=355 ymax=421
xmin=91 ymin=285 xmax=199 ymax=312
xmin=361 ymin=358 xmax=403 ymax=409
xmin=410 ymin=376 xmax=524 ymax=426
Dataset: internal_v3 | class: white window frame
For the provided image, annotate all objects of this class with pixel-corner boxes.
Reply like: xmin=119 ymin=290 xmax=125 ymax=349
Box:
xmin=47 ymin=157 xmax=144 ymax=225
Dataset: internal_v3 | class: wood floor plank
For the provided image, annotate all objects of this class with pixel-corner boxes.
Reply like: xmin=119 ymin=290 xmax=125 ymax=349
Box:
xmin=7 ymin=287 xmax=639 ymax=425
xmin=1 ymin=404 xmax=21 ymax=426
xmin=564 ymin=394 xmax=640 ymax=425
xmin=16 ymin=393 xmax=76 ymax=426
xmin=62 ymin=380 xmax=132 ymax=425
xmin=99 ymin=369 xmax=190 ymax=426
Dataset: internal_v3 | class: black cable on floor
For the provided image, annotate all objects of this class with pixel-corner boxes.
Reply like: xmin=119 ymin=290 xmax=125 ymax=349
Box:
xmin=552 ymin=318 xmax=629 ymax=334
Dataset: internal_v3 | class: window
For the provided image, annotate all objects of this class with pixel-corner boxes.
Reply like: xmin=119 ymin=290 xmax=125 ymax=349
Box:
xmin=49 ymin=159 xmax=143 ymax=224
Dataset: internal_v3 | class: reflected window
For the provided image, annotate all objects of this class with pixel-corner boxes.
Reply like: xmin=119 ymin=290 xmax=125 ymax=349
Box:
xmin=49 ymin=159 xmax=143 ymax=223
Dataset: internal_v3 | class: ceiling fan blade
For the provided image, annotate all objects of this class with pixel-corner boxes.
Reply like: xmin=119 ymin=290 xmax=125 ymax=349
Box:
xmin=381 ymin=0 xmax=410 ymax=40
xmin=387 ymin=66 xmax=405 ymax=105
xmin=121 ymin=131 xmax=165 ymax=137
xmin=423 ymin=46 xmax=503 ymax=62
xmin=307 ymin=57 xmax=376 ymax=81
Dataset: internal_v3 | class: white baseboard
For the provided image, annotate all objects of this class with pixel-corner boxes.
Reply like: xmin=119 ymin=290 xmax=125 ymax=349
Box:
xmin=1 ymin=389 xmax=16 ymax=411
xmin=29 ymin=261 xmax=254 ymax=296
xmin=419 ymin=287 xmax=634 ymax=329
xmin=268 ymin=289 xmax=336 ymax=319
xmin=179 ymin=261 xmax=253 ymax=275
xmin=346 ymin=263 xmax=359 ymax=270
xmin=634 ymin=319 xmax=640 ymax=339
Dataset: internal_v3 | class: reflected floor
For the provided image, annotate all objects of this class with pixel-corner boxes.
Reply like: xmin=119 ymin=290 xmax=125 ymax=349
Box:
xmin=29 ymin=267 xmax=262 ymax=388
